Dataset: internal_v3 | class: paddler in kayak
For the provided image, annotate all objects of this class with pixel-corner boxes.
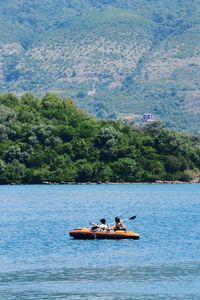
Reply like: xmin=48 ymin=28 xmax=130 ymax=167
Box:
xmin=91 ymin=218 xmax=109 ymax=231
xmin=110 ymin=216 xmax=126 ymax=232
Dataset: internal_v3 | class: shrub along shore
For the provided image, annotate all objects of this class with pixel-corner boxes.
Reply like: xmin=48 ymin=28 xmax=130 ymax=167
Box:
xmin=0 ymin=93 xmax=200 ymax=184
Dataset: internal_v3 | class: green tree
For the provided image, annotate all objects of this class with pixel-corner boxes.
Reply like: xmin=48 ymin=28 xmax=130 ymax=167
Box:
xmin=76 ymin=160 xmax=94 ymax=182
xmin=112 ymin=158 xmax=137 ymax=182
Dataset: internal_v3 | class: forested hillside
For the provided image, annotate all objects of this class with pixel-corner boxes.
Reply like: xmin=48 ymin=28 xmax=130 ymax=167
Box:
xmin=1 ymin=1 xmax=200 ymax=132
xmin=0 ymin=93 xmax=200 ymax=184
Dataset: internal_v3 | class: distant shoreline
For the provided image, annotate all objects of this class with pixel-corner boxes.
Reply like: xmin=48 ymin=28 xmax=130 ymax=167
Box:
xmin=3 ymin=180 xmax=200 ymax=185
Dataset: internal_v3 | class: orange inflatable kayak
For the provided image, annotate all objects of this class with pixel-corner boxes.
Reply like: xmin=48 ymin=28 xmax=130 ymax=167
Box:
xmin=69 ymin=228 xmax=140 ymax=240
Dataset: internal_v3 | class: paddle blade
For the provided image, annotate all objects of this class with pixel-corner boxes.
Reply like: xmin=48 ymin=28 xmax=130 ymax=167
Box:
xmin=129 ymin=215 xmax=136 ymax=220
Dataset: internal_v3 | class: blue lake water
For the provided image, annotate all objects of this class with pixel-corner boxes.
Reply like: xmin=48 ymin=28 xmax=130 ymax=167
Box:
xmin=0 ymin=184 xmax=200 ymax=299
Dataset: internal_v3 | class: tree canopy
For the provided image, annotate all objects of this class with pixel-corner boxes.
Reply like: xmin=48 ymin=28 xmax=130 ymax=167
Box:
xmin=0 ymin=93 xmax=200 ymax=184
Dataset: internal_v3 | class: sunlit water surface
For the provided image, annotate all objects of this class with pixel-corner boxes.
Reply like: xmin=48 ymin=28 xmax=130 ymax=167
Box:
xmin=0 ymin=184 xmax=200 ymax=299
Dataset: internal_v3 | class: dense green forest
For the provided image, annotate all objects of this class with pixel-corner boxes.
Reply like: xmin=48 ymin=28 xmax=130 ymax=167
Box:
xmin=1 ymin=0 xmax=200 ymax=132
xmin=0 ymin=93 xmax=200 ymax=184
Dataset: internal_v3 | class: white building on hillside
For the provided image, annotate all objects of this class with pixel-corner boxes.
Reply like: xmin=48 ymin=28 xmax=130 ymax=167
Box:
xmin=139 ymin=113 xmax=155 ymax=125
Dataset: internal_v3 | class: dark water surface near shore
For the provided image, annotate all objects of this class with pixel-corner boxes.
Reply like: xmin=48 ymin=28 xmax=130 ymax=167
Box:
xmin=0 ymin=184 xmax=200 ymax=299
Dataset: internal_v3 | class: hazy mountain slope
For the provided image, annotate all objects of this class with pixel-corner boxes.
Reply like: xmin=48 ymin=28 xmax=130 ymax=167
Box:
xmin=141 ymin=25 xmax=200 ymax=110
xmin=1 ymin=0 xmax=200 ymax=132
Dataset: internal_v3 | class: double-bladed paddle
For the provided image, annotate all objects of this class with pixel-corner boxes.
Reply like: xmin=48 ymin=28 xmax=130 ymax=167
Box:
xmin=123 ymin=215 xmax=136 ymax=221
xmin=89 ymin=215 xmax=136 ymax=226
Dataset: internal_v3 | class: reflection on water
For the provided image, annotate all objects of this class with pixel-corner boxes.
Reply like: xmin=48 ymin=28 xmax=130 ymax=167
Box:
xmin=0 ymin=184 xmax=200 ymax=299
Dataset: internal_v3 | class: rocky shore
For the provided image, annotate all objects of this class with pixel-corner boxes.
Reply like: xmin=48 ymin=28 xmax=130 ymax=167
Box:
xmin=41 ymin=179 xmax=200 ymax=185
